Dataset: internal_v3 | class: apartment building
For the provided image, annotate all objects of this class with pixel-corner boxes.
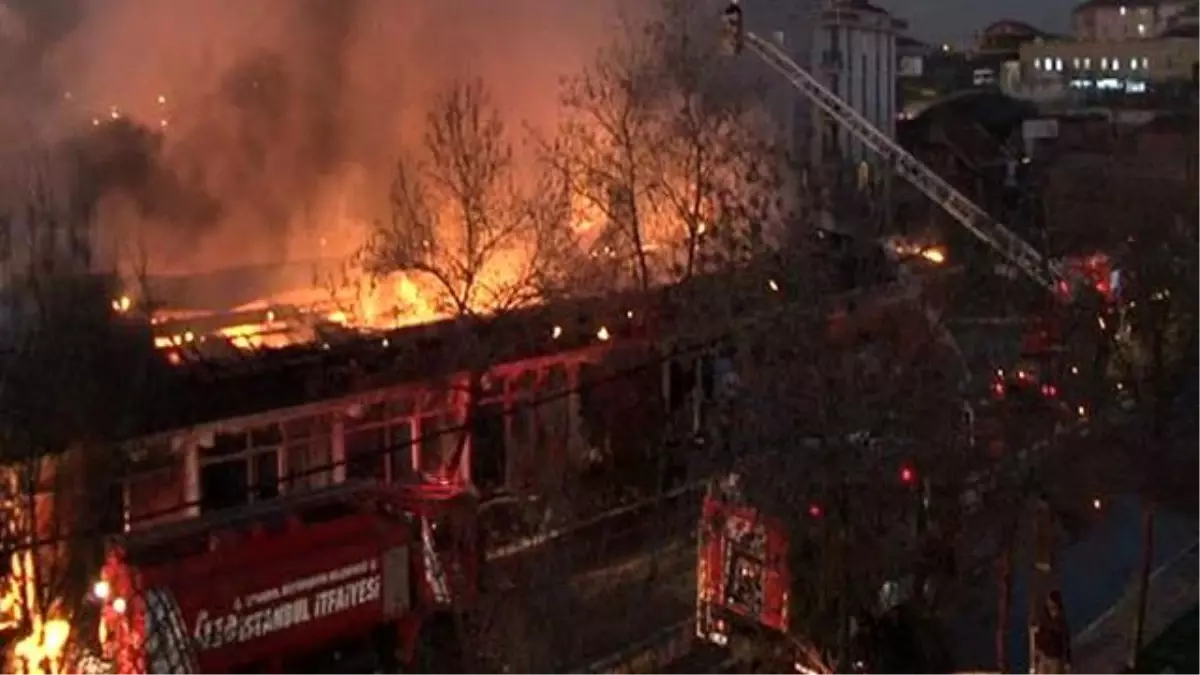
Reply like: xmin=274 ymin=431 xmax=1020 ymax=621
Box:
xmin=1071 ymin=0 xmax=1194 ymax=40
xmin=1021 ymin=35 xmax=1196 ymax=92
xmin=810 ymin=0 xmax=906 ymax=164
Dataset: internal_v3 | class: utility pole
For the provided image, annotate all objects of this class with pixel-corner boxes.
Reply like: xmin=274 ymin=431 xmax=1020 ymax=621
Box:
xmin=1029 ymin=494 xmax=1060 ymax=673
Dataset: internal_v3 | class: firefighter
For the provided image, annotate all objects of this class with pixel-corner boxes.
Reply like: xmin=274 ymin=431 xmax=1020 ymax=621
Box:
xmin=721 ymin=1 xmax=744 ymax=55
xmin=1031 ymin=590 xmax=1072 ymax=674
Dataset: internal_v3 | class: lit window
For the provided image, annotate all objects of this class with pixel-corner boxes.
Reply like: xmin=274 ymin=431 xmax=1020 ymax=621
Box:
xmin=1055 ymin=58 xmax=1064 ymax=71
xmin=1101 ymin=57 xmax=1109 ymax=70
xmin=1034 ymin=58 xmax=1042 ymax=69
xmin=1137 ymin=23 xmax=1146 ymax=36
xmin=1084 ymin=57 xmax=1092 ymax=69
xmin=1072 ymin=57 xmax=1081 ymax=69
xmin=1111 ymin=57 xmax=1120 ymax=70
xmin=1129 ymin=58 xmax=1137 ymax=69
xmin=1119 ymin=5 xmax=1127 ymax=15
xmin=1142 ymin=57 xmax=1149 ymax=69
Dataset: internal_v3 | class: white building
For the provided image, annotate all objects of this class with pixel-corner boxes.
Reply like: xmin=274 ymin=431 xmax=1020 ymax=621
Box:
xmin=809 ymin=0 xmax=905 ymax=165
xmin=1071 ymin=0 xmax=1194 ymax=40
xmin=740 ymin=0 xmax=823 ymax=160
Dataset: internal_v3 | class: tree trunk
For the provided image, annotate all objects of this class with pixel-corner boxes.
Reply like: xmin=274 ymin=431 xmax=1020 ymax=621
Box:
xmin=1127 ymin=501 xmax=1156 ymax=671
xmin=1029 ymin=496 xmax=1054 ymax=670
xmin=995 ymin=515 xmax=1017 ymax=672
xmin=1127 ymin=314 xmax=1167 ymax=669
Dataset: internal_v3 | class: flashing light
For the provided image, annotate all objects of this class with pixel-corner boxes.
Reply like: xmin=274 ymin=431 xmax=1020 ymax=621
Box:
xmin=899 ymin=465 xmax=916 ymax=485
xmin=112 ymin=598 xmax=127 ymax=615
xmin=552 ymin=324 xmax=563 ymax=339
xmin=992 ymin=382 xmax=1005 ymax=397
xmin=1017 ymin=370 xmax=1028 ymax=381
xmin=1041 ymin=384 xmax=1058 ymax=398
xmin=808 ymin=503 xmax=823 ymax=518
xmin=1092 ymin=498 xmax=1103 ymax=511
xmin=91 ymin=580 xmax=111 ymax=601
xmin=768 ymin=279 xmax=780 ymax=292
xmin=596 ymin=326 xmax=611 ymax=341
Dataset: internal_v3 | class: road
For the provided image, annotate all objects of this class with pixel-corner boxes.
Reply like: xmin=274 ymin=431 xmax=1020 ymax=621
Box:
xmin=479 ymin=484 xmax=700 ymax=672
xmin=947 ymin=494 xmax=1198 ymax=673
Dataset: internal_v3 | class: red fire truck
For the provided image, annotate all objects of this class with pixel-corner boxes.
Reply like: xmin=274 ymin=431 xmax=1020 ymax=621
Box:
xmin=695 ymin=476 xmax=794 ymax=659
xmin=994 ymin=252 xmax=1123 ymax=409
xmin=90 ymin=481 xmax=478 ymax=674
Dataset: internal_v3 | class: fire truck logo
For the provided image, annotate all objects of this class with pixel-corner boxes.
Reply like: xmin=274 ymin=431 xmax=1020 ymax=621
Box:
xmin=190 ymin=559 xmax=382 ymax=652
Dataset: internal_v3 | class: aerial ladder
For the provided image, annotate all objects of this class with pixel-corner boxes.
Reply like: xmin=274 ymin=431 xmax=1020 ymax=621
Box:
xmin=703 ymin=7 xmax=1098 ymax=670
xmin=721 ymin=0 xmax=1070 ymax=298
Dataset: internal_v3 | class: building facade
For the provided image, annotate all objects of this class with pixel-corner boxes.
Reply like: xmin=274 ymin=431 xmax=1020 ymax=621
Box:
xmin=748 ymin=0 xmax=822 ymax=160
xmin=1020 ymin=35 xmax=1197 ymax=96
xmin=1071 ymin=0 xmax=1194 ymax=40
xmin=810 ymin=0 xmax=905 ymax=165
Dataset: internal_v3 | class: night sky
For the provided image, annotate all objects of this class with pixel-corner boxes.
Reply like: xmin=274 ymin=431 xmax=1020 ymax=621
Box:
xmin=874 ymin=0 xmax=1081 ymax=44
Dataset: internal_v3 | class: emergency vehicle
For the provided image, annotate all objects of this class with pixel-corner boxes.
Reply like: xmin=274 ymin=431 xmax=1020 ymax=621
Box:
xmin=993 ymin=252 xmax=1124 ymax=411
xmin=89 ymin=480 xmax=478 ymax=674
xmin=695 ymin=476 xmax=790 ymax=647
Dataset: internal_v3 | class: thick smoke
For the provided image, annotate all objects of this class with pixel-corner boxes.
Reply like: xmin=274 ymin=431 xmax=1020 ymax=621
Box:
xmin=1 ymin=0 xmax=622 ymax=296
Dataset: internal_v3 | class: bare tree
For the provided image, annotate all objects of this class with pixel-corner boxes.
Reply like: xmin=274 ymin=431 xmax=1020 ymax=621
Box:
xmin=0 ymin=156 xmax=160 ymax=674
xmin=1113 ymin=209 xmax=1197 ymax=670
xmin=362 ymin=79 xmax=562 ymax=320
xmin=546 ymin=0 xmax=787 ymax=294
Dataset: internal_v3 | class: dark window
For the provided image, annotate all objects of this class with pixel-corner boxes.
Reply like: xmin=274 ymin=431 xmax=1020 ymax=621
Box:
xmin=472 ymin=401 xmax=507 ymax=493
xmin=252 ymin=452 xmax=280 ymax=500
xmin=200 ymin=460 xmax=248 ymax=513
xmin=345 ymin=425 xmax=387 ymax=480
xmin=668 ymin=360 xmax=696 ymax=412
xmin=508 ymin=403 xmax=537 ymax=490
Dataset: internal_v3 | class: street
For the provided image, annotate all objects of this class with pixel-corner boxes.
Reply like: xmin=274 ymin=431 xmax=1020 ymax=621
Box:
xmin=948 ymin=493 xmax=1198 ymax=673
xmin=479 ymin=484 xmax=699 ymax=672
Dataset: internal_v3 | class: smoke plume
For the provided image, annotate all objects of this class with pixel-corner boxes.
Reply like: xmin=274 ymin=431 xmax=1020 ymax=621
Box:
xmin=0 ymin=0 xmax=621 ymax=299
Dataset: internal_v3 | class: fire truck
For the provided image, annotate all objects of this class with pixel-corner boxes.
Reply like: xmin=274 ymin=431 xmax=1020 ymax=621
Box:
xmin=993 ymin=252 xmax=1124 ymax=410
xmin=89 ymin=481 xmax=478 ymax=674
xmin=695 ymin=476 xmax=791 ymax=648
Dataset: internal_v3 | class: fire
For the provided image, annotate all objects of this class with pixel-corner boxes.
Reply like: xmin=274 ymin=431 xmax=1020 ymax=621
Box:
xmin=2 ymin=549 xmax=73 ymax=674
xmin=335 ymin=271 xmax=439 ymax=330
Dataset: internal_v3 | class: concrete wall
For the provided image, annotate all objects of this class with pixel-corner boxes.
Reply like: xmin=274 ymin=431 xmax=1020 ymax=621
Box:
xmin=809 ymin=2 xmax=902 ymax=166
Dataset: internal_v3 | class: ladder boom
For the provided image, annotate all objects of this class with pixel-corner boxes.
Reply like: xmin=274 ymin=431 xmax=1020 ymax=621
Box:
xmin=742 ymin=30 xmax=1064 ymax=294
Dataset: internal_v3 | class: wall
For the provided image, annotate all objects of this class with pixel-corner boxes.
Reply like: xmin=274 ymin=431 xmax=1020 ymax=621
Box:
xmin=121 ymin=345 xmax=622 ymax=530
xmin=1073 ymin=1 xmax=1192 ymax=41
xmin=752 ymin=0 xmax=822 ymax=160
xmin=809 ymin=2 xmax=903 ymax=166
xmin=1020 ymin=36 xmax=1197 ymax=92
